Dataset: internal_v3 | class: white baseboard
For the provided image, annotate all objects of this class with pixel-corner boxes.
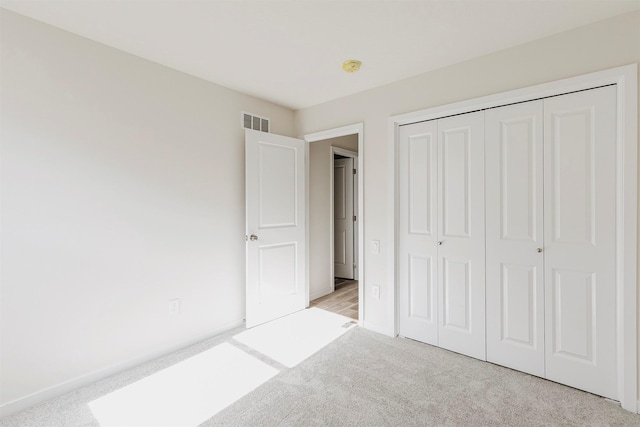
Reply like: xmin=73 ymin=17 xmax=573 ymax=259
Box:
xmin=309 ymin=286 xmax=332 ymax=302
xmin=0 ymin=319 xmax=244 ymax=419
xmin=362 ymin=320 xmax=395 ymax=337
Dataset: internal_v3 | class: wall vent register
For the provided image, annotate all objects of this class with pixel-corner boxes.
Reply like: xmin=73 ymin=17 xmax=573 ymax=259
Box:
xmin=242 ymin=112 xmax=270 ymax=133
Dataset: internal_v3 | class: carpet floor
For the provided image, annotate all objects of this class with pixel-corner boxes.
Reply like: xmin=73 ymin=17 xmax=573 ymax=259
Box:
xmin=2 ymin=314 xmax=639 ymax=426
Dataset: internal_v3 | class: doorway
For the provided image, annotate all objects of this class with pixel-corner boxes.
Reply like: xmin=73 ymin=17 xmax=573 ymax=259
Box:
xmin=304 ymin=124 xmax=364 ymax=324
xmin=311 ymin=146 xmax=358 ymax=319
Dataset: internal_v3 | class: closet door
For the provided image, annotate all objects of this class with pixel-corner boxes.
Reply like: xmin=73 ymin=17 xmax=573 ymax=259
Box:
xmin=398 ymin=120 xmax=439 ymax=344
xmin=485 ymin=101 xmax=545 ymax=377
xmin=543 ymin=86 xmax=617 ymax=399
xmin=437 ymin=111 xmax=486 ymax=360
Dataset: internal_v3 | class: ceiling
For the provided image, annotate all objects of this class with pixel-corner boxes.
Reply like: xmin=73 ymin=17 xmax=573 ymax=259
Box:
xmin=1 ymin=0 xmax=638 ymax=110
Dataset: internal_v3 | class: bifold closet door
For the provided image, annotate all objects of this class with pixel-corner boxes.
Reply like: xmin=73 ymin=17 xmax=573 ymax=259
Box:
xmin=437 ymin=112 xmax=486 ymax=361
xmin=543 ymin=85 xmax=617 ymax=400
xmin=485 ymin=100 xmax=545 ymax=377
xmin=398 ymin=84 xmax=618 ymax=401
xmin=398 ymin=120 xmax=438 ymax=345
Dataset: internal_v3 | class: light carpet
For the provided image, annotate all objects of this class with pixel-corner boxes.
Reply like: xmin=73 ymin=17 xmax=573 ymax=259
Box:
xmin=2 ymin=314 xmax=639 ymax=426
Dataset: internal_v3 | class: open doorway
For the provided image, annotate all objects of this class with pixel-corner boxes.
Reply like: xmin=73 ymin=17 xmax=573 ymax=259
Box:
xmin=304 ymin=124 xmax=364 ymax=324
xmin=311 ymin=144 xmax=358 ymax=319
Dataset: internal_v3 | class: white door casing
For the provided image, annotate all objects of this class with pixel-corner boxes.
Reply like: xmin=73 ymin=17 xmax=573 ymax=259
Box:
xmin=437 ymin=111 xmax=486 ymax=361
xmin=485 ymin=100 xmax=545 ymax=377
xmin=398 ymin=120 xmax=439 ymax=345
xmin=543 ymin=86 xmax=617 ymax=399
xmin=334 ymin=157 xmax=355 ymax=279
xmin=245 ymin=129 xmax=306 ymax=328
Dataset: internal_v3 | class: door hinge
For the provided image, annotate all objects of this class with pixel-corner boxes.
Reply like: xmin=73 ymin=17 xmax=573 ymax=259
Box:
xmin=353 ymin=168 xmax=356 ymax=174
xmin=353 ymin=215 xmax=356 ymax=221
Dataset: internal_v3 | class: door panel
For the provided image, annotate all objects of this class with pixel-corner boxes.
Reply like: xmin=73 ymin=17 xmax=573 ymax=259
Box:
xmin=441 ymin=129 xmax=471 ymax=238
xmin=437 ymin=111 xmax=485 ymax=360
xmin=500 ymin=263 xmax=537 ymax=346
xmin=550 ymin=107 xmax=596 ymax=245
xmin=258 ymin=144 xmax=297 ymax=227
xmin=551 ymin=269 xmax=595 ymax=361
xmin=334 ymin=158 xmax=354 ymax=279
xmin=258 ymin=243 xmax=297 ymax=297
xmin=409 ymin=255 xmax=432 ymax=320
xmin=544 ymin=86 xmax=617 ymax=399
xmin=486 ymin=101 xmax=545 ymax=377
xmin=246 ymin=130 xmax=306 ymax=328
xmin=398 ymin=121 xmax=438 ymax=344
xmin=442 ymin=257 xmax=470 ymax=331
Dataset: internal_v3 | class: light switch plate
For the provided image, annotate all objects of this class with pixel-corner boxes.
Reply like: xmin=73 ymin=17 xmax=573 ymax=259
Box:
xmin=372 ymin=285 xmax=380 ymax=299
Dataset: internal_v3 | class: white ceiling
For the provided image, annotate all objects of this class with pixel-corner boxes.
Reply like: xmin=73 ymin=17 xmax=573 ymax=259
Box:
xmin=1 ymin=0 xmax=638 ymax=110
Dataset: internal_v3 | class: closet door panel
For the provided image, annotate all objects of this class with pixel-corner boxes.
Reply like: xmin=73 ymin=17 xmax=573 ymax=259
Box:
xmin=544 ymin=85 xmax=617 ymax=400
xmin=437 ymin=111 xmax=485 ymax=360
xmin=486 ymin=101 xmax=545 ymax=377
xmin=398 ymin=121 xmax=439 ymax=344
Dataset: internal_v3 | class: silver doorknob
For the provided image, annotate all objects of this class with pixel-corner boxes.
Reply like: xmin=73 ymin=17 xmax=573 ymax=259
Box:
xmin=437 ymin=241 xmax=443 ymax=245
xmin=537 ymin=248 xmax=543 ymax=253
xmin=249 ymin=234 xmax=259 ymax=241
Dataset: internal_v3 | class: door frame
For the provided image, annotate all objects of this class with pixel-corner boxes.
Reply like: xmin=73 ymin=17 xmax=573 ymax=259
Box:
xmin=388 ymin=64 xmax=637 ymax=412
xmin=331 ymin=148 xmax=359 ymax=285
xmin=305 ymin=123 xmax=364 ymax=325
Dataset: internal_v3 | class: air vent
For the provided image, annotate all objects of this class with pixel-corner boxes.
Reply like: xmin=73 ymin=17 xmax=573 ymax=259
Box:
xmin=242 ymin=112 xmax=270 ymax=133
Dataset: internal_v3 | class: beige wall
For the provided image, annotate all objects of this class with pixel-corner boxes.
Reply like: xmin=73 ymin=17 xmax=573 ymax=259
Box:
xmin=0 ymin=10 xmax=294 ymax=414
xmin=309 ymin=135 xmax=358 ymax=300
xmin=295 ymin=7 xmax=640 ymax=389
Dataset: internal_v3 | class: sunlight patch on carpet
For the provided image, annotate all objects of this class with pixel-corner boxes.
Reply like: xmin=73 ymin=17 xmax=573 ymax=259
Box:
xmin=233 ymin=307 xmax=356 ymax=368
xmin=88 ymin=343 xmax=278 ymax=426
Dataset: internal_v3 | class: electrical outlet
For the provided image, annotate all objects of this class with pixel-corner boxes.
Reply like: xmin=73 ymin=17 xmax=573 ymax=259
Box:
xmin=372 ymin=285 xmax=380 ymax=299
xmin=169 ymin=299 xmax=180 ymax=315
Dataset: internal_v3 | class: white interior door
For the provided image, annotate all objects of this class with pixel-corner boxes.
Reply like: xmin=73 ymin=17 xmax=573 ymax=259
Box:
xmin=437 ymin=111 xmax=486 ymax=361
xmin=543 ymin=86 xmax=617 ymax=399
xmin=398 ymin=120 xmax=439 ymax=345
xmin=245 ymin=129 xmax=306 ymax=328
xmin=485 ymin=100 xmax=545 ymax=377
xmin=334 ymin=157 xmax=354 ymax=279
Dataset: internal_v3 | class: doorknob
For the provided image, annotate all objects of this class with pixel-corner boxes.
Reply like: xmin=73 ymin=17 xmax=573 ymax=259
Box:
xmin=537 ymin=247 xmax=543 ymax=253
xmin=249 ymin=234 xmax=259 ymax=241
xmin=437 ymin=241 xmax=443 ymax=246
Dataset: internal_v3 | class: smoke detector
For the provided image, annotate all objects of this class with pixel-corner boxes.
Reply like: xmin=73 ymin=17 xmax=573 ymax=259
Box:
xmin=342 ymin=60 xmax=362 ymax=73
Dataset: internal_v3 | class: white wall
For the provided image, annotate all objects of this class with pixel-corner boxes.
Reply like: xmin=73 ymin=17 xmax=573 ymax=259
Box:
xmin=295 ymin=10 xmax=640 ymax=339
xmin=309 ymin=135 xmax=358 ymax=301
xmin=0 ymin=10 xmax=294 ymax=415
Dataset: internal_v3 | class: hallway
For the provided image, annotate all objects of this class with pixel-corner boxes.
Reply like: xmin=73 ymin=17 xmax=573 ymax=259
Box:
xmin=310 ymin=280 xmax=358 ymax=320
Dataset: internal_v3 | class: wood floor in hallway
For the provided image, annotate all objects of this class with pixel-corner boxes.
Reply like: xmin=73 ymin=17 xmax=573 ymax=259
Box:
xmin=310 ymin=279 xmax=358 ymax=320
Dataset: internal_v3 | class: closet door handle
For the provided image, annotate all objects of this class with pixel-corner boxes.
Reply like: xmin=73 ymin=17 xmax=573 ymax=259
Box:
xmin=537 ymin=247 xmax=543 ymax=253
xmin=437 ymin=241 xmax=443 ymax=246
